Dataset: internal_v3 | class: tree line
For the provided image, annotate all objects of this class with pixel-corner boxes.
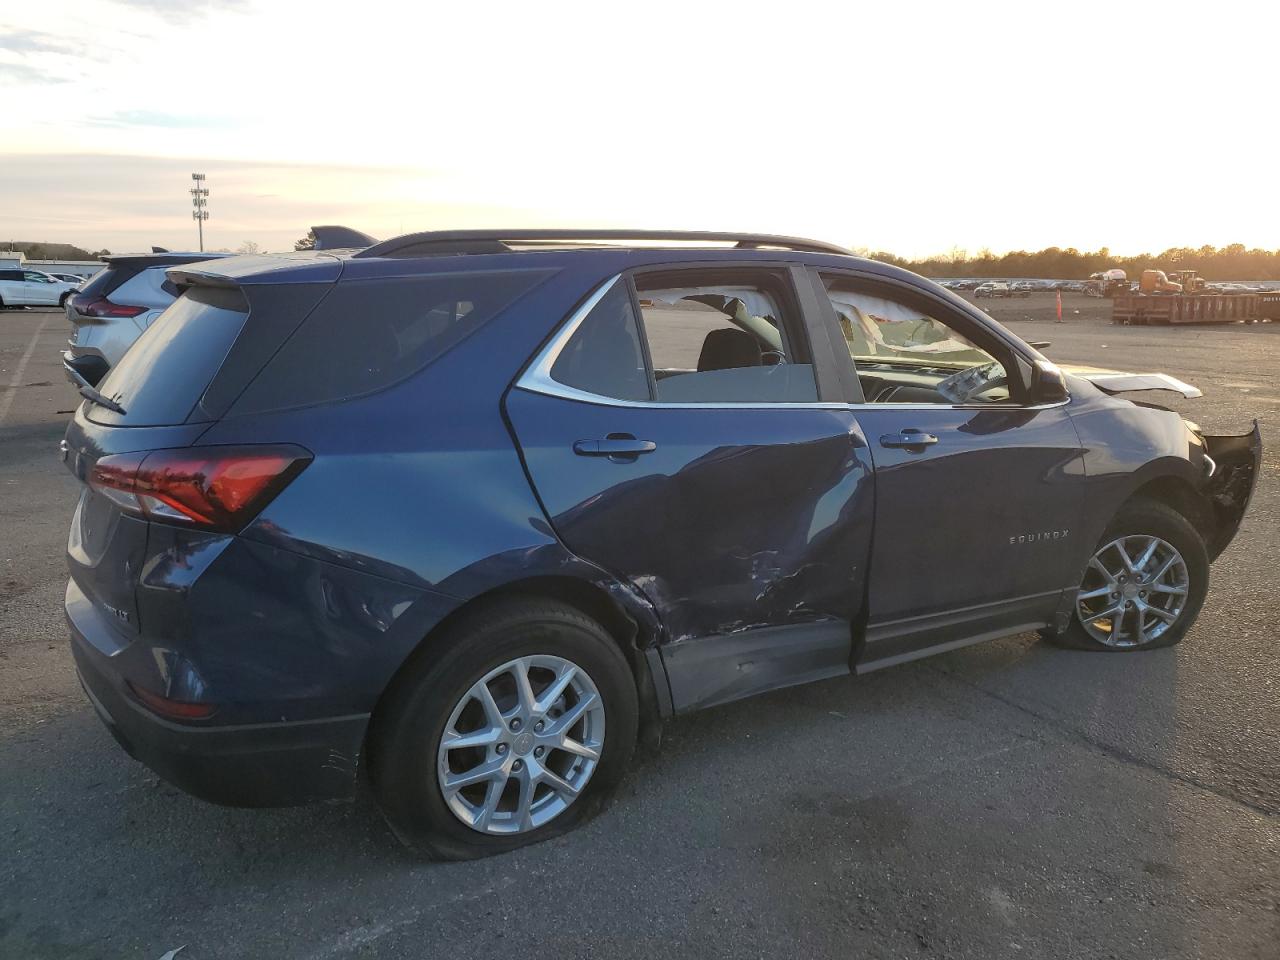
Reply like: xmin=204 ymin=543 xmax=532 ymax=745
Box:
xmin=2 ymin=241 xmax=109 ymax=260
xmin=854 ymin=244 xmax=1280 ymax=281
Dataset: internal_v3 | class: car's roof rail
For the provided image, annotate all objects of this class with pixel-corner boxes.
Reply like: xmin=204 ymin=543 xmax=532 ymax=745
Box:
xmin=310 ymin=225 xmax=380 ymax=250
xmin=352 ymin=229 xmax=852 ymax=259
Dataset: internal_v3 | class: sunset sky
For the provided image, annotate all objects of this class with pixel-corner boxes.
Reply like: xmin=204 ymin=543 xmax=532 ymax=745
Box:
xmin=1 ymin=0 xmax=1276 ymax=257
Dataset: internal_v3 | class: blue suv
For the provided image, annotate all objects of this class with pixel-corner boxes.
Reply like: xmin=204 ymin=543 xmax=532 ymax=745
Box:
xmin=63 ymin=229 xmax=1260 ymax=859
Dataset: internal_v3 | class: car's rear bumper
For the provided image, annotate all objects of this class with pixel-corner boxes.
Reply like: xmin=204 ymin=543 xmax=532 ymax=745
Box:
xmin=67 ymin=579 xmax=369 ymax=807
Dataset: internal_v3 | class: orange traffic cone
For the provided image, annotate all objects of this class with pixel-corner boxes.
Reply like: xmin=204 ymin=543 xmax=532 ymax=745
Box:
xmin=1055 ymin=289 xmax=1063 ymax=323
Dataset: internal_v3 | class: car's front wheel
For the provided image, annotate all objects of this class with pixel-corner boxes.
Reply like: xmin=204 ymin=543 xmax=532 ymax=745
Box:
xmin=369 ymin=598 xmax=638 ymax=859
xmin=1047 ymin=498 xmax=1209 ymax=651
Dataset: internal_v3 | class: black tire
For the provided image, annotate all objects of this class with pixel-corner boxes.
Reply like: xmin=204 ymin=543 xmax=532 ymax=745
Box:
xmin=1044 ymin=498 xmax=1209 ymax=652
xmin=368 ymin=598 xmax=638 ymax=860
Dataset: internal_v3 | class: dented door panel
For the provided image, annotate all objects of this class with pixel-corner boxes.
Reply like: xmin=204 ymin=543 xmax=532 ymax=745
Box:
xmin=505 ymin=387 xmax=875 ymax=660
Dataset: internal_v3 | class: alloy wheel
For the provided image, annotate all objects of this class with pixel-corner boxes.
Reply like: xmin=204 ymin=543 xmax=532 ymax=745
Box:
xmin=437 ymin=655 xmax=605 ymax=835
xmin=1075 ymin=535 xmax=1190 ymax=648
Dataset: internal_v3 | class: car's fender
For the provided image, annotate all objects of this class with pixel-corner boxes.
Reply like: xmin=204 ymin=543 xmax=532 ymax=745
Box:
xmin=1063 ymin=376 xmax=1258 ymax=564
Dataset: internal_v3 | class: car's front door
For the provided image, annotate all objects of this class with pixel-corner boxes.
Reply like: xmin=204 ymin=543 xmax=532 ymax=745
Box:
xmin=813 ymin=269 xmax=1086 ymax=670
xmin=505 ymin=264 xmax=875 ymax=712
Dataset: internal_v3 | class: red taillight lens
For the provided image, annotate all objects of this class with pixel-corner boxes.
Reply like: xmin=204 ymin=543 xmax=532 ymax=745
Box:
xmin=73 ymin=295 xmax=147 ymax=318
xmin=89 ymin=445 xmax=311 ymax=532
xmin=126 ymin=681 xmax=217 ymax=720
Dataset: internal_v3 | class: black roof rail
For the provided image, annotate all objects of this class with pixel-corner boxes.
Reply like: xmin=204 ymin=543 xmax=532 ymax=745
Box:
xmin=352 ymin=229 xmax=852 ymax=259
xmin=310 ymin=225 xmax=379 ymax=250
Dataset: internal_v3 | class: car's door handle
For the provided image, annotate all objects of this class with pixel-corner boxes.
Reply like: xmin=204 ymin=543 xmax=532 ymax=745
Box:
xmin=573 ymin=438 xmax=658 ymax=457
xmin=879 ymin=429 xmax=939 ymax=450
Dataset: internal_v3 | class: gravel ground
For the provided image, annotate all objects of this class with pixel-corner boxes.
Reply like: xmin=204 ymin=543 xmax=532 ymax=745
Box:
xmin=1 ymin=298 xmax=1277 ymax=960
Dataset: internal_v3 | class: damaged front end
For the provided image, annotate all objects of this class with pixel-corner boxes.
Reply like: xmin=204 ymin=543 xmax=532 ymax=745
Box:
xmin=1201 ymin=422 xmax=1263 ymax=559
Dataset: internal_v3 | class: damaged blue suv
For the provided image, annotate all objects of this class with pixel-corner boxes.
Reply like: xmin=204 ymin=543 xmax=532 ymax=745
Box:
xmin=63 ymin=229 xmax=1261 ymax=859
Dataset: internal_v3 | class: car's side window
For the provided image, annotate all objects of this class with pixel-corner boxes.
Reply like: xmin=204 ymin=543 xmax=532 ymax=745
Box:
xmin=821 ymin=275 xmax=1013 ymax=405
xmin=634 ymin=272 xmax=818 ymax=403
xmin=549 ymin=281 xmax=650 ymax=402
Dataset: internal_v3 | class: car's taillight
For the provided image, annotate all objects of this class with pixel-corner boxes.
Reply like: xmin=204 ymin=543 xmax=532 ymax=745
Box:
xmin=72 ymin=295 xmax=147 ymax=318
xmin=89 ymin=445 xmax=311 ymax=533
xmin=126 ymin=681 xmax=217 ymax=720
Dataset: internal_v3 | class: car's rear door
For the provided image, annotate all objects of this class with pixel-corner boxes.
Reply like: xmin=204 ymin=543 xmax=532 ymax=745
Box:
xmin=811 ymin=268 xmax=1085 ymax=670
xmin=505 ymin=262 xmax=874 ymax=712
xmin=23 ymin=272 xmax=57 ymax=305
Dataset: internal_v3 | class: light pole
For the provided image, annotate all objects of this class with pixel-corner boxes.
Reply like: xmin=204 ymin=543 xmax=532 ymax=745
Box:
xmin=190 ymin=173 xmax=209 ymax=251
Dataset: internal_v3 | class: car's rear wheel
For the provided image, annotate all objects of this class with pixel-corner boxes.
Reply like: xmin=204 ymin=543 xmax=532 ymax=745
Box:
xmin=369 ymin=598 xmax=638 ymax=860
xmin=1046 ymin=499 xmax=1208 ymax=651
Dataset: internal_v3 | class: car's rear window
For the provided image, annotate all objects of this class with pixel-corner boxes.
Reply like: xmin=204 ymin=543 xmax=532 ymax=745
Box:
xmin=76 ymin=264 xmax=141 ymax=300
xmin=228 ymin=269 xmax=552 ymax=415
xmin=89 ymin=287 xmax=250 ymax=426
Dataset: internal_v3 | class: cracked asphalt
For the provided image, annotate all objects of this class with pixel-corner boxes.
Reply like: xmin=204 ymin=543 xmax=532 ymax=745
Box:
xmin=1 ymin=299 xmax=1277 ymax=959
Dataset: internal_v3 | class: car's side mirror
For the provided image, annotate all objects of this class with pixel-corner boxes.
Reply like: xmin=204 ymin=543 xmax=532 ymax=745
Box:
xmin=1032 ymin=359 xmax=1069 ymax=404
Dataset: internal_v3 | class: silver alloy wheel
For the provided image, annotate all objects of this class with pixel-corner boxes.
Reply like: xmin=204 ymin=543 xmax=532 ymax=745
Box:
xmin=1075 ymin=535 xmax=1190 ymax=647
xmin=437 ymin=655 xmax=605 ymax=835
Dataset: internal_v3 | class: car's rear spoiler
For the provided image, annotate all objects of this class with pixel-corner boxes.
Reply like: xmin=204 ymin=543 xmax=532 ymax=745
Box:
xmin=311 ymin=225 xmax=378 ymax=250
xmin=166 ymin=254 xmax=343 ymax=288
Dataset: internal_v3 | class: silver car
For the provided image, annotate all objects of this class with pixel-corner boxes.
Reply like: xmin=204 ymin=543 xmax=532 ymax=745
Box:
xmin=63 ymin=252 xmax=229 ymax=387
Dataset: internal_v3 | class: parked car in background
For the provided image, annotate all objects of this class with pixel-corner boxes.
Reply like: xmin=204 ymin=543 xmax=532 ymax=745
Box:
xmin=51 ymin=273 xmax=88 ymax=286
xmin=1010 ymin=281 xmax=1035 ymax=297
xmin=0 ymin=268 xmax=80 ymax=309
xmin=62 ymin=251 xmax=231 ymax=387
xmin=62 ymin=228 xmax=1259 ymax=860
xmin=974 ymin=281 xmax=1011 ymax=298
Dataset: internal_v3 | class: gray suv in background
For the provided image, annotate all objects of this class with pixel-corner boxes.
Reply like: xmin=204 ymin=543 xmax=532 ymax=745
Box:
xmin=63 ymin=251 xmax=230 ymax=387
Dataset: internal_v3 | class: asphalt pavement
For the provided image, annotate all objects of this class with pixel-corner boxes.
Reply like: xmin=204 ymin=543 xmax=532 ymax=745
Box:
xmin=1 ymin=303 xmax=1277 ymax=960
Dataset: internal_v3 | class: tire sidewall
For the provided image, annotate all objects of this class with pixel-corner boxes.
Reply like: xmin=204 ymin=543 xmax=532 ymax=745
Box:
xmin=1059 ymin=500 xmax=1209 ymax=651
xmin=372 ymin=605 xmax=638 ymax=859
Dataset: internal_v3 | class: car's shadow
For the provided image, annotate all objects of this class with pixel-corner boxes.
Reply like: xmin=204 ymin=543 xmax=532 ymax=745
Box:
xmin=0 ymin=629 xmax=1241 ymax=960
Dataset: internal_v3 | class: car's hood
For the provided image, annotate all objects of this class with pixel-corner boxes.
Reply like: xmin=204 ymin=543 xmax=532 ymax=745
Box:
xmin=1060 ymin=364 xmax=1202 ymax=399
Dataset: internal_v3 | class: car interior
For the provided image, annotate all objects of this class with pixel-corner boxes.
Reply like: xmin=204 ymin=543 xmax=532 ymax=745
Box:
xmin=630 ymin=276 xmax=1015 ymax=406
xmin=825 ymin=282 xmax=1014 ymax=405
xmin=634 ymin=281 xmax=819 ymax=404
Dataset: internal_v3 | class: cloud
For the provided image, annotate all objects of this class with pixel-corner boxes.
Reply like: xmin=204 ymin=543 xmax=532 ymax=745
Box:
xmin=85 ymin=110 xmax=241 ymax=130
xmin=108 ymin=0 xmax=253 ymax=23
xmin=0 ymin=29 xmax=85 ymax=56
xmin=0 ymin=61 xmax=70 ymax=85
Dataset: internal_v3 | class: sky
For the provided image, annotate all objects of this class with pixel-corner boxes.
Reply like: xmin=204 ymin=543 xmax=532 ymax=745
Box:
xmin=1 ymin=0 xmax=1277 ymax=258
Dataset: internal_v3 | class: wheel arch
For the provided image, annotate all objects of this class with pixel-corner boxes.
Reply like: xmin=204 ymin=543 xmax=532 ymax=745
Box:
xmin=1121 ymin=473 xmax=1216 ymax=547
xmin=363 ymin=573 xmax=670 ymax=781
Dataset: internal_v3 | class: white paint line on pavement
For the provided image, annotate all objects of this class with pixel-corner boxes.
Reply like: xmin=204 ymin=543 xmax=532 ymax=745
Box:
xmin=0 ymin=314 xmax=53 ymax=427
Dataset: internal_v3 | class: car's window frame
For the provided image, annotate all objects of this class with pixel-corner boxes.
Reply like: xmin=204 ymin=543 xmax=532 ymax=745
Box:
xmin=521 ymin=261 xmax=849 ymax=407
xmin=808 ymin=266 xmax=1047 ymax=408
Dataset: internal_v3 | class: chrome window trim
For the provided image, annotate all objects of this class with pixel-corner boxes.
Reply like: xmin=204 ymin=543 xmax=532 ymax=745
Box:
xmin=515 ymin=273 xmax=1072 ymax=413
